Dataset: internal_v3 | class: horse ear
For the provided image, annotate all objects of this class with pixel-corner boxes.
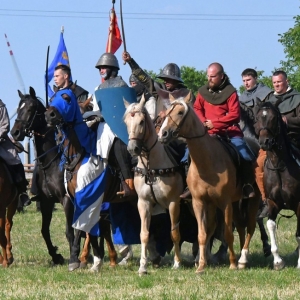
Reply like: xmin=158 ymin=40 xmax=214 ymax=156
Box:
xmin=70 ymin=81 xmax=77 ymax=92
xmin=53 ymin=85 xmax=58 ymax=93
xmin=184 ymin=91 xmax=192 ymax=104
xmin=29 ymin=86 xmax=36 ymax=98
xmin=123 ymin=97 xmax=130 ymax=109
xmin=255 ymin=97 xmax=262 ymax=106
xmin=169 ymin=93 xmax=175 ymax=102
xmin=18 ymin=90 xmax=24 ymax=99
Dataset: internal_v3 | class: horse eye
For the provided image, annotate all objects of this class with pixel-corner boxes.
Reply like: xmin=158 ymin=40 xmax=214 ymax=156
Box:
xmin=139 ymin=120 xmax=144 ymax=126
xmin=178 ymin=111 xmax=184 ymax=116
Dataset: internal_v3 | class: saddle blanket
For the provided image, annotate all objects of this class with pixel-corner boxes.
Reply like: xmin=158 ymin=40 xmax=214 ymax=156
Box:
xmin=72 ymin=154 xmax=108 ymax=236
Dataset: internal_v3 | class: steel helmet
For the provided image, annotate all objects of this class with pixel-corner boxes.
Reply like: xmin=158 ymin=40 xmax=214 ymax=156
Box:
xmin=129 ymin=74 xmax=138 ymax=84
xmin=95 ymin=52 xmax=120 ymax=70
xmin=157 ymin=63 xmax=183 ymax=83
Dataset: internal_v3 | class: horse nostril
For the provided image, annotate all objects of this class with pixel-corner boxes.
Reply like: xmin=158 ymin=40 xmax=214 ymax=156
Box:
xmin=162 ymin=130 xmax=168 ymax=138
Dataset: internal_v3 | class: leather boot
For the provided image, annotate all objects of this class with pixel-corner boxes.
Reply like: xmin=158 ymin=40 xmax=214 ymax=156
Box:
xmin=240 ymin=159 xmax=255 ymax=199
xmin=116 ymin=178 xmax=136 ymax=197
xmin=258 ymin=200 xmax=269 ymax=219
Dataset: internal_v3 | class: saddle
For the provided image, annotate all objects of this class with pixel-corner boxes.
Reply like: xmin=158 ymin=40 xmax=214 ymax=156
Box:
xmin=215 ymin=135 xmax=240 ymax=169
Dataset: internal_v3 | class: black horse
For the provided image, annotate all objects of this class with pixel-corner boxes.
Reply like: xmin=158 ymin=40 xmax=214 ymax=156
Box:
xmin=10 ymin=87 xmax=117 ymax=269
xmin=254 ymin=101 xmax=300 ymax=270
xmin=240 ymin=102 xmax=271 ymax=257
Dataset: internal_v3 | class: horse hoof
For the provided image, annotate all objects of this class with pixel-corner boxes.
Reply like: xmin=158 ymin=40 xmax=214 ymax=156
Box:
xmin=151 ymin=256 xmax=161 ymax=268
xmin=172 ymin=261 xmax=181 ymax=269
xmin=7 ymin=257 xmax=14 ymax=265
xmin=195 ymin=268 xmax=205 ymax=275
xmin=229 ymin=264 xmax=237 ymax=270
xmin=238 ymin=262 xmax=247 ymax=269
xmin=79 ymin=262 xmax=88 ymax=269
xmin=274 ymin=260 xmax=285 ymax=271
xmin=138 ymin=271 xmax=148 ymax=276
xmin=68 ymin=262 xmax=80 ymax=272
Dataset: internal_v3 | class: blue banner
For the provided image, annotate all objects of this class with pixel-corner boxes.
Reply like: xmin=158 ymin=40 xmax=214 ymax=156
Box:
xmin=46 ymin=32 xmax=72 ymax=98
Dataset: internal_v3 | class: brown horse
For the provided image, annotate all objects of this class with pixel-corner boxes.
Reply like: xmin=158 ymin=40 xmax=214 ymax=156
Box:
xmin=254 ymin=101 xmax=300 ymax=270
xmin=158 ymin=93 xmax=259 ymax=273
xmin=123 ymin=95 xmax=183 ymax=275
xmin=0 ymin=160 xmax=18 ymax=267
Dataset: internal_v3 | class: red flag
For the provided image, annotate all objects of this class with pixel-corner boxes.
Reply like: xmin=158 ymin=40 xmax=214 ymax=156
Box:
xmin=106 ymin=8 xmax=122 ymax=54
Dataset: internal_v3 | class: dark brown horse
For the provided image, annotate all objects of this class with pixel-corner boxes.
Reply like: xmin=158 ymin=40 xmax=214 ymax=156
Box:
xmin=10 ymin=87 xmax=117 ymax=270
xmin=158 ymin=94 xmax=260 ymax=274
xmin=45 ymin=88 xmax=122 ymax=272
xmin=254 ymin=101 xmax=300 ymax=270
xmin=0 ymin=159 xmax=18 ymax=267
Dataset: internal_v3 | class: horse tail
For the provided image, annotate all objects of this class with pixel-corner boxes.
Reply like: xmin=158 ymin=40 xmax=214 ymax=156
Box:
xmin=238 ymin=198 xmax=249 ymax=226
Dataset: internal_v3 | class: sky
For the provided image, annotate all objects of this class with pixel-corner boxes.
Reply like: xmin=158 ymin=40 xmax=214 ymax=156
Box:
xmin=0 ymin=0 xmax=299 ymax=159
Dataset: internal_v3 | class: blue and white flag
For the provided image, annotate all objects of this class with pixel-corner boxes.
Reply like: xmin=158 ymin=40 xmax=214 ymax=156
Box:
xmin=46 ymin=32 xmax=72 ymax=98
xmin=72 ymin=155 xmax=108 ymax=236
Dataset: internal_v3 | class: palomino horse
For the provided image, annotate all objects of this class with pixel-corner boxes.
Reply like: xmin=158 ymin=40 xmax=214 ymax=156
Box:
xmin=254 ymin=101 xmax=300 ymax=270
xmin=158 ymin=93 xmax=259 ymax=273
xmin=45 ymin=86 xmax=121 ymax=272
xmin=10 ymin=87 xmax=117 ymax=270
xmin=123 ymin=95 xmax=183 ymax=275
xmin=0 ymin=159 xmax=18 ymax=267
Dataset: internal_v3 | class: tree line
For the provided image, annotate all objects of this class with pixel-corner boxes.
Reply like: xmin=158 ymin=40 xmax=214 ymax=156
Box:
xmin=145 ymin=15 xmax=300 ymax=95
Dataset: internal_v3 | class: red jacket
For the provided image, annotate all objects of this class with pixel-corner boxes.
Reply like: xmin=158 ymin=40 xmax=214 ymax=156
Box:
xmin=193 ymin=91 xmax=243 ymax=138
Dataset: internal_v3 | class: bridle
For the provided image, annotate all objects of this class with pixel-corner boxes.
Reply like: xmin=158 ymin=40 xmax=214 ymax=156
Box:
xmin=16 ymin=96 xmax=52 ymax=138
xmin=127 ymin=109 xmax=158 ymax=153
xmin=256 ymin=106 xmax=282 ymax=150
xmin=164 ymin=101 xmax=206 ymax=139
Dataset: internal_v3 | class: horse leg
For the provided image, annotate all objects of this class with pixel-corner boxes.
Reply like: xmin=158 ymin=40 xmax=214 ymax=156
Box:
xmin=62 ymin=195 xmax=75 ymax=258
xmin=5 ymin=201 xmax=18 ymax=265
xmin=224 ymin=203 xmax=237 ymax=270
xmin=79 ymin=233 xmax=90 ymax=268
xmin=101 ymin=219 xmax=117 ymax=267
xmin=296 ymin=203 xmax=300 ymax=269
xmin=89 ymin=235 xmax=103 ymax=273
xmin=194 ymin=200 xmax=216 ymax=274
xmin=266 ymin=218 xmax=285 ymax=270
xmin=148 ymin=234 xmax=161 ymax=268
xmin=257 ymin=218 xmax=271 ymax=257
xmin=69 ymin=229 xmax=82 ymax=271
xmin=138 ymin=199 xmax=151 ymax=276
xmin=169 ymin=201 xmax=181 ymax=269
xmin=40 ymin=199 xmax=64 ymax=265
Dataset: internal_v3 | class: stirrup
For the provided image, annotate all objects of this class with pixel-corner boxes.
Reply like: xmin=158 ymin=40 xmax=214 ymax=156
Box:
xmin=242 ymin=184 xmax=255 ymax=199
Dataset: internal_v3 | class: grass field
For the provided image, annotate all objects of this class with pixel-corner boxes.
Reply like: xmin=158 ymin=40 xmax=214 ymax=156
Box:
xmin=1 ymin=204 xmax=300 ymax=300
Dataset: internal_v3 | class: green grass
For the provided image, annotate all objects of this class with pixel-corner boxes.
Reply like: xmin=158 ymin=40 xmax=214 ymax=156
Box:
xmin=1 ymin=204 xmax=300 ymax=299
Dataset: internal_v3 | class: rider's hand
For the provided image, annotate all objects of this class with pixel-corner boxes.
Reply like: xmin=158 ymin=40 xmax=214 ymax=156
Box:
xmin=205 ymin=120 xmax=214 ymax=129
xmin=122 ymin=51 xmax=131 ymax=62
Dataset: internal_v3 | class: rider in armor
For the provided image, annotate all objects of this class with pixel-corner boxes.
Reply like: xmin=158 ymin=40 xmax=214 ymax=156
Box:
xmin=129 ymin=74 xmax=156 ymax=120
xmin=122 ymin=52 xmax=192 ymax=198
xmin=0 ymin=99 xmax=31 ymax=208
xmin=239 ymin=68 xmax=272 ymax=218
xmin=93 ymin=52 xmax=137 ymax=265
xmin=93 ymin=52 xmax=136 ymax=198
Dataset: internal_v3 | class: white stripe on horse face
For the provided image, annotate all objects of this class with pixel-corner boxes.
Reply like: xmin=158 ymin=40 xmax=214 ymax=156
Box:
xmin=263 ymin=110 xmax=267 ymax=116
xmin=158 ymin=117 xmax=169 ymax=139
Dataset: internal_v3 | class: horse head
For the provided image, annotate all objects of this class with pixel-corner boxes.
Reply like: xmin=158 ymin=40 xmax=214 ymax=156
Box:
xmin=11 ymin=86 xmax=46 ymax=141
xmin=45 ymin=89 xmax=78 ymax=127
xmin=254 ymin=101 xmax=283 ymax=151
xmin=123 ymin=94 xmax=154 ymax=156
xmin=157 ymin=90 xmax=192 ymax=144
